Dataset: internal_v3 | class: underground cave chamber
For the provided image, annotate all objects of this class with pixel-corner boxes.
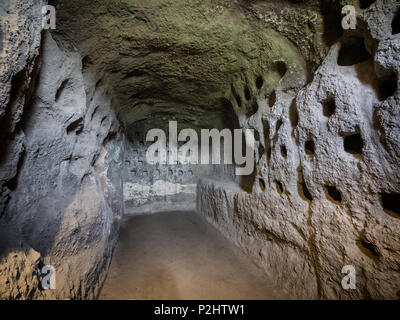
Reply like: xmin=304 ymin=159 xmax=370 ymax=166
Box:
xmin=1 ymin=0 xmax=400 ymax=300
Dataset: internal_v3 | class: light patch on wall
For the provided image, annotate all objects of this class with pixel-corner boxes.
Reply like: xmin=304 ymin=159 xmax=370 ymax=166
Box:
xmin=124 ymin=180 xmax=196 ymax=206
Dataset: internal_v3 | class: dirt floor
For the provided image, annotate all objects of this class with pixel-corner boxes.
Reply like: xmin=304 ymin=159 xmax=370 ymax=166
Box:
xmin=99 ymin=211 xmax=281 ymax=300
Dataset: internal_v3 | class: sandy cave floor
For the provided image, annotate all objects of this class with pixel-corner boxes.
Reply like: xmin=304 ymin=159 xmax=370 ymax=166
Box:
xmin=99 ymin=211 xmax=281 ymax=300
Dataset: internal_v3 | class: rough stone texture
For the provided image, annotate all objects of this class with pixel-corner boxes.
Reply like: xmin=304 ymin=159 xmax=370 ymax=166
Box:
xmin=0 ymin=220 xmax=41 ymax=299
xmin=198 ymin=0 xmax=400 ymax=299
xmin=0 ymin=0 xmax=43 ymax=219
xmin=0 ymin=0 xmax=45 ymax=300
xmin=51 ymin=0 xmax=329 ymax=136
xmin=1 ymin=17 xmax=125 ymax=298
xmin=1 ymin=0 xmax=400 ymax=300
xmin=123 ymin=137 xmax=234 ymax=215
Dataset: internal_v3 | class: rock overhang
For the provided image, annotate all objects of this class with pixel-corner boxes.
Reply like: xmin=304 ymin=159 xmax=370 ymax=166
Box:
xmin=50 ymin=0 xmax=330 ymax=137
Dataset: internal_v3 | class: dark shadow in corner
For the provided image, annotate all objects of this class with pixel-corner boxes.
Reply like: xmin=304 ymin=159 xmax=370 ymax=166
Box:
xmin=319 ymin=0 xmax=344 ymax=46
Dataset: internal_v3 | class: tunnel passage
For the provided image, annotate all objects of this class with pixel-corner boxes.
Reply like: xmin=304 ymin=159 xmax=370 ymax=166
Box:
xmin=44 ymin=0 xmax=312 ymax=214
xmin=1 ymin=0 xmax=400 ymax=301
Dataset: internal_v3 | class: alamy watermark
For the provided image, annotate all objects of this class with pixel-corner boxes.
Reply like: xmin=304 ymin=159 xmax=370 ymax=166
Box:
xmin=42 ymin=5 xmax=56 ymax=30
xmin=40 ymin=4 xmax=356 ymax=32
xmin=145 ymin=121 xmax=255 ymax=176
xmin=41 ymin=265 xmax=56 ymax=290
xmin=342 ymin=5 xmax=357 ymax=30
xmin=341 ymin=265 xmax=356 ymax=290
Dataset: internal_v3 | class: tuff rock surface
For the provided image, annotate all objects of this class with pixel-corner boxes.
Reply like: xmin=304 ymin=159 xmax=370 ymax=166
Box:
xmin=1 ymin=0 xmax=399 ymax=300
xmin=1 ymin=1 xmax=124 ymax=299
xmin=198 ymin=0 xmax=400 ymax=299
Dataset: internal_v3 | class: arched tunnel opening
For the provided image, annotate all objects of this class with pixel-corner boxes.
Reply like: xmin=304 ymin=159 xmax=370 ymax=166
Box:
xmin=1 ymin=0 xmax=400 ymax=301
